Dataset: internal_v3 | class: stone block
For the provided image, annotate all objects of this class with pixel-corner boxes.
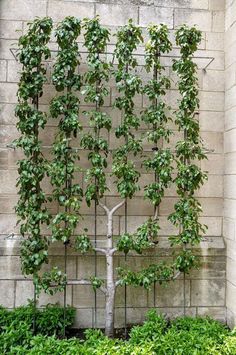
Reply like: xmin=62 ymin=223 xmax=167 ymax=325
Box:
xmin=201 ymin=154 xmax=224 ymax=175
xmin=120 ymin=215 xmax=178 ymax=236
xmin=0 ymin=39 xmax=19 ymax=60
xmin=0 ymin=256 xmax=23 ymax=279
xmin=191 ymin=279 xmax=225 ymax=306
xmin=0 ymin=280 xmax=15 ymax=307
xmin=206 ymin=32 xmax=224 ymax=51
xmin=189 ymin=259 xmax=226 ymax=280
xmin=0 ymin=0 xmax=47 ymax=20
xmin=48 ymin=0 xmax=94 ymax=21
xmin=0 ymin=213 xmax=19 ymax=236
xmin=161 ymin=0 xmax=209 ymax=9
xmin=39 ymin=285 xmax=72 ymax=307
xmin=0 ymin=83 xmax=17 ymax=103
xmin=7 ymin=60 xmax=22 ymax=82
xmin=77 ymin=255 xmax=106 ymax=279
xmin=0 ymin=195 xmax=18 ymax=214
xmin=225 ymin=85 xmax=236 ymax=111
xmin=42 ymin=256 xmax=77 ymax=279
xmin=199 ymin=111 xmax=224 ymax=132
xmin=96 ymin=4 xmax=138 ymax=26
xmin=202 ymin=70 xmax=224 ymax=92
xmin=224 ymin=199 xmax=236 ymax=220
xmin=73 ymin=308 xmax=93 ymax=328
xmin=212 ymin=11 xmax=225 ymax=32
xmin=225 ymin=63 xmax=236 ymax=91
xmin=225 ymin=152 xmax=236 ymax=174
xmin=197 ymin=307 xmax=226 ymax=322
xmin=226 ymin=281 xmax=236 ymax=314
xmin=126 ymin=286 xmax=149 ymax=307
xmin=72 ymin=285 xmax=105 ymax=308
xmin=209 ymin=0 xmax=225 ymax=11
xmin=0 ymin=170 xmax=18 ymax=194
xmin=0 ymin=103 xmax=16 ymax=125
xmin=174 ymin=9 xmax=212 ymax=32
xmin=225 ymin=0 xmax=236 ymax=30
xmin=75 ymin=215 xmax=119 ymax=236
xmin=153 ymin=280 xmax=190 ymax=308
xmin=225 ymin=41 xmax=236 ymax=68
xmin=201 ymin=132 xmax=223 ymax=154
xmin=225 ymin=107 xmax=236 ymax=131
xmin=139 ymin=6 xmax=174 ymax=28
xmin=0 ymin=20 xmax=23 ymax=39
xmin=105 ymin=196 xmax=153 ymax=216
xmin=199 ymin=91 xmax=224 ymax=112
xmin=226 ymin=308 xmax=236 ymax=329
xmin=224 ymin=175 xmax=236 ymax=199
xmin=199 ymin=217 xmax=222 ymax=236
xmin=0 ymin=60 xmax=6 ymax=81
xmin=223 ymin=218 xmax=235 ymax=240
xmin=227 ymin=258 xmax=236 ymax=286
xmin=15 ymin=280 xmax=34 ymax=307
xmin=196 ymin=175 xmax=223 ymax=198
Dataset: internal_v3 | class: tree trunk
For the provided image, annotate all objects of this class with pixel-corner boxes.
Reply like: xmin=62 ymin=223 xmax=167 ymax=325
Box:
xmin=99 ymin=201 xmax=124 ymax=337
xmin=105 ymin=253 xmax=116 ymax=337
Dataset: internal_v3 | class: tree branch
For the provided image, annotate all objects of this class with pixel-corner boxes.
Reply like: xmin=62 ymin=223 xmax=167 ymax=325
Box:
xmin=93 ymin=247 xmax=107 ymax=254
xmin=67 ymin=279 xmax=107 ymax=294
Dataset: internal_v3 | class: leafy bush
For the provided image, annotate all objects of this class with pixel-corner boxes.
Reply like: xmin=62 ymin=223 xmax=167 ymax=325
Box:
xmin=1 ymin=308 xmax=236 ymax=354
xmin=0 ymin=302 xmax=75 ymax=336
xmin=129 ymin=310 xmax=167 ymax=344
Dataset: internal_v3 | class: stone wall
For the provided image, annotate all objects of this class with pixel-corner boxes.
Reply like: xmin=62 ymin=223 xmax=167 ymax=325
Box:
xmin=224 ymin=0 xmax=236 ymax=328
xmin=0 ymin=0 xmax=226 ymax=328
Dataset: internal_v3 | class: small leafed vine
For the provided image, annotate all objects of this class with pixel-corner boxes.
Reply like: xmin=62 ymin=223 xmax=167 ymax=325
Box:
xmin=15 ymin=17 xmax=52 ymax=286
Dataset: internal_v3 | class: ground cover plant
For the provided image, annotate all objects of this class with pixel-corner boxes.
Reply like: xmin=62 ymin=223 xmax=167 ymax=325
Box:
xmin=0 ymin=308 xmax=236 ymax=354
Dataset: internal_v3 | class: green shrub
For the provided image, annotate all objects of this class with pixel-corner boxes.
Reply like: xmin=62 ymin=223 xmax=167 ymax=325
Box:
xmin=0 ymin=321 xmax=32 ymax=354
xmin=129 ymin=310 xmax=167 ymax=344
xmin=0 ymin=302 xmax=75 ymax=336
xmin=1 ymin=307 xmax=236 ymax=354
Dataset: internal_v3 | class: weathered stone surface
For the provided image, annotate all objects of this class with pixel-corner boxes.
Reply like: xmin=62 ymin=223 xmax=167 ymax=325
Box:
xmin=0 ymin=0 xmax=47 ymax=20
xmin=48 ymin=0 xmax=94 ymax=21
xmin=0 ymin=280 xmax=15 ymax=307
xmin=139 ymin=6 xmax=174 ymax=28
xmin=96 ymin=4 xmax=138 ymax=26
xmin=191 ymin=280 xmax=225 ymax=306
xmin=174 ymin=9 xmax=212 ymax=31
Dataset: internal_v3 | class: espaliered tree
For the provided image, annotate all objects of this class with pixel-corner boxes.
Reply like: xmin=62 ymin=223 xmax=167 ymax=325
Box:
xmin=15 ymin=17 xmax=208 ymax=339
xmin=168 ymin=25 xmax=207 ymax=274
xmin=45 ymin=17 xmax=83 ymax=297
xmin=15 ymin=17 xmax=53 ymax=297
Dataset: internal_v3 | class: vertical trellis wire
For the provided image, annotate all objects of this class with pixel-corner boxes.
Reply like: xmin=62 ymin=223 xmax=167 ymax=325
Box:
xmin=33 ymin=281 xmax=37 ymax=334
xmin=183 ymin=129 xmax=188 ymax=317
xmin=124 ymin=197 xmax=128 ymax=338
xmin=63 ymin=141 xmax=70 ymax=337
xmin=94 ymin=198 xmax=98 ymax=328
xmin=94 ymin=80 xmax=100 ymax=328
xmin=152 ymin=49 xmax=160 ymax=308
xmin=32 ymin=92 xmax=39 ymax=335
